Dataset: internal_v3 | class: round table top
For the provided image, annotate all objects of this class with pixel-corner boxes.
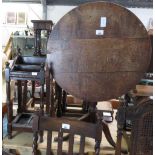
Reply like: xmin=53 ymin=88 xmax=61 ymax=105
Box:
xmin=47 ymin=1 xmax=151 ymax=102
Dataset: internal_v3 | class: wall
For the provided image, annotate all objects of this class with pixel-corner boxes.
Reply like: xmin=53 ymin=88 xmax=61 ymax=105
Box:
xmin=47 ymin=5 xmax=76 ymax=24
xmin=128 ymin=8 xmax=153 ymax=30
xmin=47 ymin=6 xmax=153 ymax=28
xmin=1 ymin=3 xmax=153 ymax=47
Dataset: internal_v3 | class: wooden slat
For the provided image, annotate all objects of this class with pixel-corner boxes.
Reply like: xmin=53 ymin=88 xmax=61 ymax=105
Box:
xmin=79 ymin=135 xmax=85 ymax=154
xmin=68 ymin=134 xmax=74 ymax=155
xmin=46 ymin=131 xmax=52 ymax=155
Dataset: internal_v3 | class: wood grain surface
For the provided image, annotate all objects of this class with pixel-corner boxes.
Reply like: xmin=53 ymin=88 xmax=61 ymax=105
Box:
xmin=47 ymin=2 xmax=151 ymax=102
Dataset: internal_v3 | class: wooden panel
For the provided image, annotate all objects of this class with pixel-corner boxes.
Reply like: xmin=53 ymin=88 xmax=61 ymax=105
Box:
xmin=47 ymin=2 xmax=151 ymax=102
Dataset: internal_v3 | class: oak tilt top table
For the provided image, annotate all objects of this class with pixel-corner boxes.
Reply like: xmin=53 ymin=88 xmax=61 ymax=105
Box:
xmin=47 ymin=1 xmax=151 ymax=102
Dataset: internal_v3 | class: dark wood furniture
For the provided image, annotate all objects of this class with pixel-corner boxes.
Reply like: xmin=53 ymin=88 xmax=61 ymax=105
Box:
xmin=5 ymin=20 xmax=53 ymax=139
xmin=32 ymin=112 xmax=102 ymax=155
xmin=129 ymin=98 xmax=152 ymax=155
xmin=55 ymin=83 xmax=88 ymax=118
xmin=115 ymin=97 xmax=153 ymax=155
xmin=47 ymin=2 xmax=151 ymax=102
xmin=47 ymin=1 xmax=150 ymax=150
xmin=30 ymin=20 xmax=54 ymax=112
xmin=53 ymin=84 xmax=116 ymax=148
xmin=5 ymin=57 xmax=45 ymax=139
xmin=31 ymin=20 xmax=53 ymax=56
xmin=115 ymin=30 xmax=153 ymax=155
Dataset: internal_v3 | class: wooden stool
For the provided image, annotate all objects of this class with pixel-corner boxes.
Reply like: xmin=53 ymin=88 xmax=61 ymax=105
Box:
xmin=5 ymin=59 xmax=45 ymax=139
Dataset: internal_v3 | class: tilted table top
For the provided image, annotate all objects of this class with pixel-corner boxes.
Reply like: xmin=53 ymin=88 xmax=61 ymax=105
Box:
xmin=47 ymin=1 xmax=151 ymax=102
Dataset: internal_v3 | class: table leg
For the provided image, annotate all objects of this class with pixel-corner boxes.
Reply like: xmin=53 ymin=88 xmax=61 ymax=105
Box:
xmin=45 ymin=66 xmax=50 ymax=114
xmin=102 ymin=120 xmax=116 ymax=147
xmin=31 ymin=81 xmax=35 ymax=107
xmin=23 ymin=80 xmax=27 ymax=112
xmin=17 ymin=80 xmax=22 ymax=113
xmin=6 ymin=80 xmax=12 ymax=139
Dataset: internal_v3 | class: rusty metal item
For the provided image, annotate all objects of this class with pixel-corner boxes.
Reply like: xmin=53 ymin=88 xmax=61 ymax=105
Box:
xmin=47 ymin=2 xmax=151 ymax=102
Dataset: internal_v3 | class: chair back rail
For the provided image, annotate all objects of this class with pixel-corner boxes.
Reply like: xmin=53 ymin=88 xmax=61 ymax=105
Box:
xmin=32 ymin=115 xmax=102 ymax=155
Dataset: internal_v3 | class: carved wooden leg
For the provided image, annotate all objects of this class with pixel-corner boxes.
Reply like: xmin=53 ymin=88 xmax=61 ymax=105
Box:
xmin=102 ymin=120 xmax=116 ymax=148
xmin=62 ymin=90 xmax=67 ymax=113
xmin=31 ymin=81 xmax=35 ymax=107
xmin=23 ymin=80 xmax=27 ymax=112
xmin=6 ymin=80 xmax=12 ymax=139
xmin=95 ymin=140 xmax=101 ymax=155
xmin=45 ymin=66 xmax=50 ymax=114
xmin=17 ymin=80 xmax=22 ymax=113
xmin=32 ymin=131 xmax=38 ymax=155
xmin=88 ymin=102 xmax=116 ymax=148
xmin=39 ymin=84 xmax=44 ymax=143
xmin=115 ymin=128 xmax=123 ymax=155
xmin=40 ymin=84 xmax=44 ymax=116
xmin=94 ymin=111 xmax=102 ymax=155
xmin=50 ymin=78 xmax=55 ymax=117
xmin=82 ymin=101 xmax=89 ymax=113
xmin=5 ymin=62 xmax=12 ymax=139
xmin=56 ymin=83 xmax=62 ymax=117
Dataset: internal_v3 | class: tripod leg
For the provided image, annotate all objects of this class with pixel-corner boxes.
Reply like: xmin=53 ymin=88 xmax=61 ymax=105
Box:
xmin=102 ymin=120 xmax=116 ymax=148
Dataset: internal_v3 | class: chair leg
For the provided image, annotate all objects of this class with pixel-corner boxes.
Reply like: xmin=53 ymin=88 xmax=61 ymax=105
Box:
xmin=32 ymin=132 xmax=38 ymax=155
xmin=102 ymin=120 xmax=116 ymax=148
xmin=40 ymin=84 xmax=44 ymax=116
xmin=56 ymin=83 xmax=62 ymax=117
xmin=45 ymin=66 xmax=50 ymax=114
xmin=17 ymin=80 xmax=22 ymax=113
xmin=6 ymin=80 xmax=12 ymax=139
xmin=50 ymin=79 xmax=55 ymax=117
xmin=39 ymin=84 xmax=44 ymax=143
xmin=115 ymin=128 xmax=123 ymax=155
xmin=95 ymin=140 xmax=101 ymax=155
xmin=39 ymin=131 xmax=44 ymax=143
xmin=23 ymin=80 xmax=27 ymax=112
xmin=62 ymin=90 xmax=67 ymax=113
xmin=31 ymin=81 xmax=35 ymax=107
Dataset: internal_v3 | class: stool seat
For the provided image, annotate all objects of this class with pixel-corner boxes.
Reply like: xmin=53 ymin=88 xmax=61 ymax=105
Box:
xmin=15 ymin=56 xmax=46 ymax=65
xmin=13 ymin=65 xmax=42 ymax=72
xmin=9 ymin=55 xmax=46 ymax=81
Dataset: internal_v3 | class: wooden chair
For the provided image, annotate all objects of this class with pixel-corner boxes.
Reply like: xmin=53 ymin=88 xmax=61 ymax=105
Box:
xmin=32 ymin=113 xmax=102 ymax=155
xmin=115 ymin=97 xmax=153 ymax=155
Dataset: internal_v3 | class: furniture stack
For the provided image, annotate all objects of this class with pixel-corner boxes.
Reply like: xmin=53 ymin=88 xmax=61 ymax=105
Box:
xmin=5 ymin=20 xmax=53 ymax=139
